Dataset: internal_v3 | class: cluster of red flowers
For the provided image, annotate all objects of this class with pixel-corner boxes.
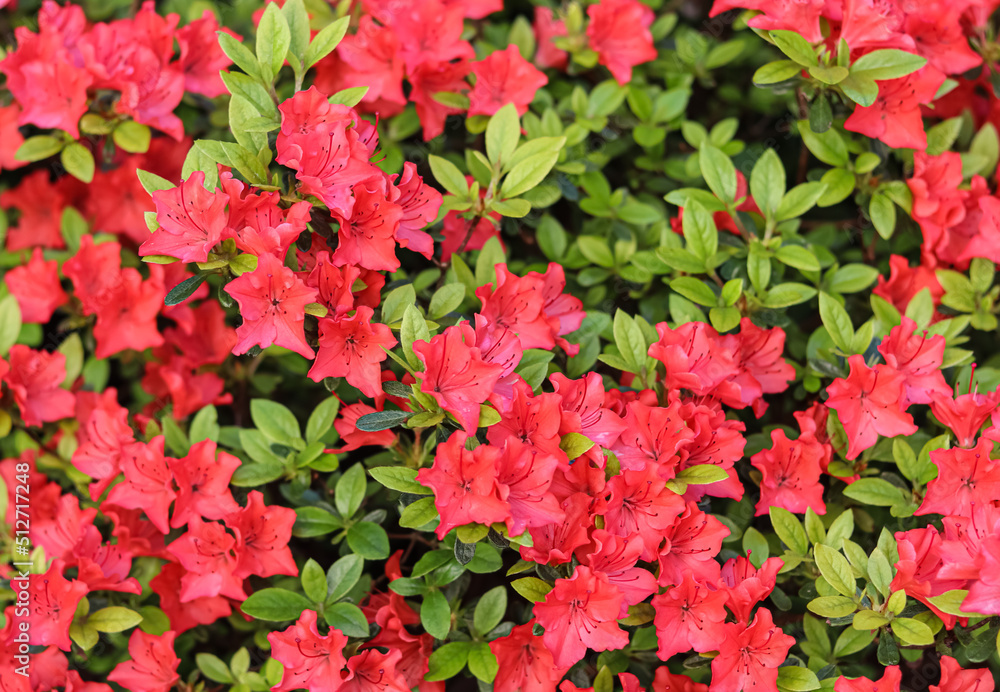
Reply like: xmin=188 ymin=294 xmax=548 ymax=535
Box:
xmin=316 ymin=0 xmax=657 ymax=138
xmin=711 ymin=0 xmax=992 ymax=150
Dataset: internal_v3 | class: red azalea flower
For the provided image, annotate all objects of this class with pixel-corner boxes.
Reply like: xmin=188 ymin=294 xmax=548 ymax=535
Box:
xmin=873 ymin=255 xmax=944 ymax=319
xmin=709 ymin=0 xmax=825 ymax=41
xmin=331 ymin=183 xmax=405 ymax=272
xmin=652 ymin=668 xmax=709 ymax=692
xmin=550 ymin=372 xmax=627 ymax=448
xmin=469 ymin=44 xmax=548 ymax=117
xmin=931 ymin=389 xmax=1000 ymax=448
xmin=586 ymin=0 xmax=658 ymax=85
xmin=26 ymin=560 xmax=89 ymax=651
xmin=149 ymin=562 xmax=231 ymax=634
xmin=268 ymin=610 xmax=349 ymax=692
xmin=225 ymin=252 xmax=319 ymax=359
xmin=5 ymin=248 xmax=67 ymax=324
xmin=487 ymin=378 xmax=563 ymax=455
xmin=176 ymin=11 xmax=236 ymax=98
xmin=104 ymin=437 xmax=176 ymax=535
xmin=917 ymin=438 xmax=1000 ymax=516
xmin=604 ymin=464 xmax=685 ymax=560
xmin=107 ymin=630 xmax=181 ymax=692
xmin=390 ymin=161 xmax=442 ymax=259
xmin=339 ymin=649 xmax=411 ymax=692
xmin=490 ymin=623 xmax=566 ymax=692
xmin=648 ymin=321 xmax=738 ymax=399
xmin=719 ymin=555 xmax=784 ymax=625
xmin=890 ymin=527 xmax=966 ymax=626
xmin=0 ymin=171 xmax=68 ymax=251
xmin=167 ymin=440 xmax=241 ymax=527
xmin=534 ymin=7 xmax=569 ymax=70
xmin=835 ymin=666 xmax=902 ymax=692
xmin=140 ymin=172 xmax=230 ymax=263
xmin=495 ymin=440 xmax=564 ymax=536
xmin=877 ymin=317 xmax=952 ymax=405
xmin=580 ymin=529 xmax=657 ymax=611
xmin=92 ymin=266 xmax=166 ymax=359
xmin=332 ymin=402 xmax=398 ymax=452
xmin=652 ymin=573 xmax=728 ymax=660
xmin=611 ymin=399 xmax=695 ymax=473
xmin=825 ymin=355 xmax=918 ymax=460
xmin=226 ymin=490 xmax=299 ymax=579
xmin=408 ymin=58 xmax=472 ymax=141
xmin=309 ymin=306 xmax=396 ymax=397
xmin=844 ymin=68 xmax=945 ymax=150
xmin=930 ymin=655 xmax=995 ymax=692
xmin=0 ymin=104 xmax=26 ymax=171
xmin=416 ymin=431 xmax=509 ymax=539
xmin=520 ymin=492 xmax=594 ymax=565
xmin=5 ymin=345 xmax=75 ymax=427
xmin=711 ymin=608 xmax=795 ymax=692
xmin=750 ymin=429 xmax=827 ymax=517
xmin=657 ymin=502 xmax=729 ymax=586
xmin=533 ymin=565 xmax=629 ymax=668
xmin=166 ymin=516 xmax=246 ymax=602
xmin=413 ymin=322 xmax=504 ymax=434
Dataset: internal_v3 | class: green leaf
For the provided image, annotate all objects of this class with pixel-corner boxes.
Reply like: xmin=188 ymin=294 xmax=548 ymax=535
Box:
xmin=750 ymin=149 xmax=786 ymax=218
xmin=256 ymin=2 xmax=291 ymax=84
xmin=347 ymin=522 xmax=390 ymax=560
xmin=775 ymin=182 xmax=827 ymax=221
xmin=870 ymin=192 xmax=896 ymax=240
xmin=682 ymin=200 xmax=718 ymax=263
xmin=699 ymin=144 xmax=737 ymax=205
xmin=814 ymin=544 xmax=856 ymax=597
xmin=61 ymin=143 xmax=95 ymax=183
xmin=890 ymin=617 xmax=935 ymax=646
xmin=88 ymin=607 xmax=143 ymax=633
xmin=753 ymin=60 xmax=803 ymax=85
xmin=537 ymin=214 xmax=567 ymax=260
xmin=843 ymin=478 xmax=907 ymax=507
xmin=306 ymin=397 xmax=340 ymax=444
xmin=613 ymin=309 xmax=647 ymax=371
xmin=241 ymin=589 xmax=312 ymax=621
xmin=429 ymin=284 xmax=466 ymax=319
xmin=401 ymin=304 xmax=431 ymax=369
xmin=675 ymin=464 xmax=729 ymax=484
xmin=775 ymin=245 xmax=820 ymax=272
xmin=369 ymin=466 xmax=431 ymax=494
xmin=476 ymin=236 xmax=506 ymax=286
xmin=770 ymin=507 xmax=808 ymax=555
xmin=809 ymin=64 xmax=849 ymax=85
xmin=867 ymin=548 xmax=893 ymax=597
xmin=324 ymin=602 xmax=370 ymax=638
xmin=851 ymin=49 xmax=927 ymax=81
xmin=197 ymin=654 xmax=233 ymax=684
xmin=830 ymin=264 xmax=880 ymax=293
xmin=335 ymin=464 xmax=366 ymax=519
xmin=251 ymin=400 xmax=302 ymax=447
xmin=60 ymin=207 xmax=88 ymax=252
xmin=281 ymin=0 xmax=310 ymax=66
xmin=840 ymin=73 xmax=879 ymax=107
xmin=742 ymin=527 xmax=770 ymax=568
xmin=218 ymin=32 xmax=262 ymax=79
xmin=165 ymin=273 xmax=208 ymax=306
xmin=807 ymin=596 xmax=858 ymax=618
xmin=559 ymin=432 xmax=596 ymax=460
xmin=486 ymin=103 xmax=520 ymax=167
xmin=189 ymin=405 xmax=219 ymax=444
xmin=511 ymin=577 xmax=553 ymax=603
xmin=819 ymin=292 xmax=854 ymax=352
xmin=770 ymin=30 xmax=818 ymax=66
xmin=356 ymin=410 xmax=411 ymax=432
xmin=763 ymin=283 xmax=817 ymax=308
xmin=16 ymin=135 xmax=64 ymax=162
xmin=834 ymin=627 xmax=875 ymax=657
xmin=421 ymin=589 xmax=452 ymax=639
xmin=429 ymin=155 xmax=469 ymax=197
xmin=304 ymin=17 xmax=350 ymax=69
xmin=467 ymin=643 xmax=499 ymax=683
xmin=798 ymin=121 xmax=849 ymax=166
xmin=329 ymin=86 xmax=370 ymax=108
xmin=776 ymin=666 xmax=820 ymax=692
xmin=326 ymin=554 xmax=365 ymax=603
xmin=671 ymin=277 xmax=718 ymax=306
xmin=425 ymin=642 xmax=471 ymax=681
xmin=501 ymin=151 xmax=559 ymax=198
xmin=578 ymin=236 xmax=615 ymax=268
xmin=293 ymin=507 xmax=342 ymax=537
xmin=399 ymin=497 xmax=438 ymax=529
xmin=473 ymin=586 xmax=508 ymax=636
xmin=301 ymin=558 xmax=328 ymax=603
xmin=56 ymin=333 xmax=83 ymax=388
xmin=113 ymin=121 xmax=151 ymax=154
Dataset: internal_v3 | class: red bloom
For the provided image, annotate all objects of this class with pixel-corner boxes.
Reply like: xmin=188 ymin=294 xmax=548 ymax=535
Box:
xmin=825 ymin=355 xmax=918 ymax=460
xmin=408 ymin=58 xmax=471 ymax=141
xmin=268 ymin=610 xmax=349 ymax=692
xmin=652 ymin=573 xmax=728 ymax=660
xmin=532 ymin=565 xmax=629 ymax=668
xmin=0 ymin=171 xmax=70 ymax=251
xmin=648 ymin=321 xmax=737 ymax=399
xmin=657 ymin=502 xmax=729 ymax=586
xmin=652 ymin=669 xmax=709 ymax=692
xmin=5 ymin=248 xmax=67 ymax=323
xmin=844 ymin=69 xmax=945 ymax=150
xmin=390 ymin=162 xmax=442 ymax=259
xmin=315 ymin=15 xmax=406 ymax=116
xmin=141 ymin=172 xmax=231 ymax=263
xmin=340 ymin=649 xmax=411 ymax=692
xmin=167 ymin=440 xmax=241 ymax=527
xmin=709 ymin=0 xmax=825 ymax=42
xmin=550 ymin=372 xmax=627 ymax=448
xmin=332 ymin=403 xmax=398 ymax=452
xmin=469 ymin=44 xmax=548 ymax=117
xmin=610 ymin=399 xmax=695 ymax=473
xmin=494 ymin=440 xmax=564 ymax=536
xmin=0 ymin=104 xmax=26 ymax=171
xmin=580 ymin=529 xmax=657 ymax=610
xmin=226 ymin=490 xmax=299 ymax=579
xmin=5 ymin=345 xmax=75 ymax=427
xmin=332 ymin=183 xmax=405 ymax=272
xmin=107 ymin=630 xmax=181 ymax=692
xmin=719 ymin=556 xmax=783 ymax=625
xmin=604 ymin=464 xmax=685 ymax=560
xmin=176 ymin=12 xmax=234 ymax=98
xmin=917 ymin=438 xmax=1000 ymax=516
xmin=873 ymin=255 xmax=944 ymax=319
xmin=930 ymin=655 xmax=995 ymax=692
xmin=105 ymin=437 xmax=176 ymax=535
xmin=835 ymin=666 xmax=902 ymax=692
xmin=149 ymin=562 xmax=231 ymax=634
xmin=534 ymin=7 xmax=569 ymax=70
xmin=490 ymin=623 xmax=566 ymax=692
xmin=92 ymin=266 xmax=166 ymax=359
xmin=586 ymin=0 xmax=658 ymax=85
xmin=416 ymin=431 xmax=510 ymax=539
xmin=26 ymin=560 xmax=89 ymax=651
xmin=520 ymin=492 xmax=594 ymax=565
xmin=877 ymin=317 xmax=951 ymax=406
xmin=309 ymin=306 xmax=396 ymax=397
xmin=413 ymin=322 xmax=504 ymax=434
xmin=225 ymin=252 xmax=319 ymax=359
xmin=711 ymin=609 xmax=795 ymax=692
xmin=166 ymin=516 xmax=246 ymax=602
xmin=931 ymin=390 xmax=1000 ymax=448
xmin=750 ymin=429 xmax=827 ymax=516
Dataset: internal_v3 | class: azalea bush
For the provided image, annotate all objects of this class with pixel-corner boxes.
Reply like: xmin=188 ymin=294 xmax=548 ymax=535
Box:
xmin=5 ymin=0 xmax=1000 ymax=691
